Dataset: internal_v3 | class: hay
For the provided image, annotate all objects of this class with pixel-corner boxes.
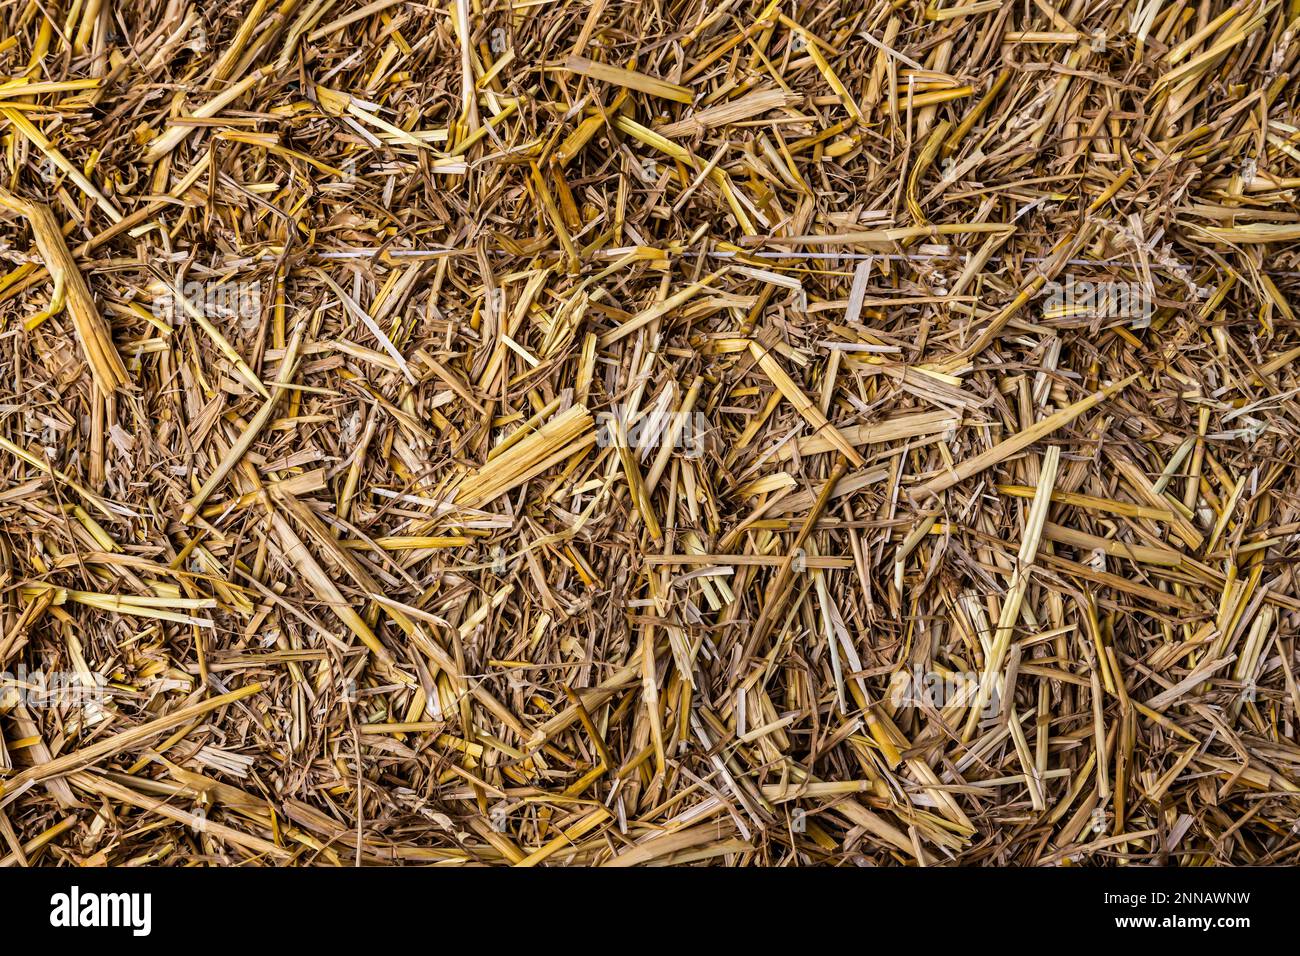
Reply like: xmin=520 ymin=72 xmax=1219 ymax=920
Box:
xmin=0 ymin=0 xmax=1298 ymax=868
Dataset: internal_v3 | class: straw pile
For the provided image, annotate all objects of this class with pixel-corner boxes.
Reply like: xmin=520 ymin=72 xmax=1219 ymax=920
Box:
xmin=0 ymin=0 xmax=1298 ymax=867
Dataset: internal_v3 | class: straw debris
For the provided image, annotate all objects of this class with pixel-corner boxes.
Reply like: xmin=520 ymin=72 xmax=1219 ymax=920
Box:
xmin=0 ymin=0 xmax=1298 ymax=868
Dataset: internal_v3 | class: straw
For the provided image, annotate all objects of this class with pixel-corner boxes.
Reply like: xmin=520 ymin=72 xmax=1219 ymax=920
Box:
xmin=0 ymin=0 xmax=1297 ymax=869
